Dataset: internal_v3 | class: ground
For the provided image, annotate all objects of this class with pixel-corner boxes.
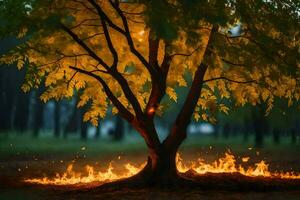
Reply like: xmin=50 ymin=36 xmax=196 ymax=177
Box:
xmin=0 ymin=133 xmax=300 ymax=200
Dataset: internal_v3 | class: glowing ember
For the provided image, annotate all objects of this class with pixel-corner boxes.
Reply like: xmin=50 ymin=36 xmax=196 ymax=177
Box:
xmin=24 ymin=152 xmax=300 ymax=185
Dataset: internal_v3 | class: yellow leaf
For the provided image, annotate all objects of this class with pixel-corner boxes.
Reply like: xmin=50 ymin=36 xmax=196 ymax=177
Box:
xmin=166 ymin=87 xmax=177 ymax=102
xmin=219 ymin=104 xmax=229 ymax=115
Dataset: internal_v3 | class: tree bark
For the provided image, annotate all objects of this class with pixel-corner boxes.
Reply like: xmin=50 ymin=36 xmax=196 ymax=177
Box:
xmin=163 ymin=25 xmax=217 ymax=152
xmin=130 ymin=26 xmax=216 ymax=185
xmin=0 ymin=67 xmax=15 ymax=132
xmin=33 ymin=89 xmax=44 ymax=137
xmin=54 ymin=101 xmax=61 ymax=138
xmin=112 ymin=115 xmax=124 ymax=141
xmin=80 ymin=106 xmax=88 ymax=140
xmin=94 ymin=120 xmax=101 ymax=139
xmin=273 ymin=128 xmax=280 ymax=145
xmin=13 ymin=68 xmax=30 ymax=133
xmin=222 ymin=123 xmax=231 ymax=139
xmin=131 ymin=129 xmax=179 ymax=185
xmin=252 ymin=105 xmax=266 ymax=148
xmin=143 ymin=146 xmax=178 ymax=185
xmin=291 ymin=128 xmax=296 ymax=145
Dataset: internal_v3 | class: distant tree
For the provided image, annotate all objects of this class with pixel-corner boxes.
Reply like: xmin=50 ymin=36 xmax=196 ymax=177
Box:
xmin=252 ymin=104 xmax=268 ymax=148
xmin=1 ymin=0 xmax=299 ymax=186
xmin=112 ymin=115 xmax=124 ymax=141
xmin=94 ymin=120 xmax=101 ymax=139
xmin=222 ymin=123 xmax=231 ymax=139
xmin=63 ymin=98 xmax=79 ymax=138
xmin=54 ymin=101 xmax=61 ymax=137
xmin=13 ymin=68 xmax=30 ymax=132
xmin=291 ymin=128 xmax=297 ymax=145
xmin=0 ymin=67 xmax=15 ymax=132
xmin=33 ymin=87 xmax=45 ymax=137
xmin=79 ymin=103 xmax=89 ymax=140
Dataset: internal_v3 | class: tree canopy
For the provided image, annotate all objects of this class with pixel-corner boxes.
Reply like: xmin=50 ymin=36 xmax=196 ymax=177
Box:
xmin=0 ymin=0 xmax=299 ymax=125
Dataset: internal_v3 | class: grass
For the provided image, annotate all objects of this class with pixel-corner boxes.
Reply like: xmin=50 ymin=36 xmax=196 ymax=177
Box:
xmin=0 ymin=132 xmax=299 ymax=174
xmin=0 ymin=132 xmax=299 ymax=159
xmin=0 ymin=133 xmax=147 ymax=160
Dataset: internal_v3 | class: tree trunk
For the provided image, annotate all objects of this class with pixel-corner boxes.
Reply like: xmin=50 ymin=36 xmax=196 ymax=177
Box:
xmin=80 ymin=119 xmax=88 ymax=140
xmin=80 ymin=106 xmax=88 ymax=140
xmin=63 ymin=101 xmax=80 ymax=138
xmin=121 ymin=118 xmax=181 ymax=185
xmin=273 ymin=128 xmax=280 ymax=145
xmin=54 ymin=101 xmax=61 ymax=138
xmin=222 ymin=123 xmax=230 ymax=139
xmin=33 ymin=89 xmax=44 ymax=137
xmin=0 ymin=67 xmax=15 ymax=132
xmin=252 ymin=106 xmax=266 ymax=148
xmin=133 ymin=142 xmax=179 ymax=186
xmin=112 ymin=116 xmax=124 ymax=141
xmin=145 ymin=149 xmax=178 ymax=184
xmin=291 ymin=128 xmax=296 ymax=145
xmin=213 ymin=124 xmax=219 ymax=139
xmin=243 ymin=117 xmax=251 ymax=143
xmin=94 ymin=121 xmax=101 ymax=139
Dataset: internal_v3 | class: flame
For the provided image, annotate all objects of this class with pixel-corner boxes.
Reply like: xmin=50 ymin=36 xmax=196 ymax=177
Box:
xmin=25 ymin=162 xmax=144 ymax=186
xmin=24 ymin=152 xmax=300 ymax=186
xmin=176 ymin=152 xmax=300 ymax=179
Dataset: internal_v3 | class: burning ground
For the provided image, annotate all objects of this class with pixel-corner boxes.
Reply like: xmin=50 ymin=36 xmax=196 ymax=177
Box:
xmin=1 ymin=135 xmax=300 ymax=200
xmin=23 ymin=152 xmax=300 ymax=186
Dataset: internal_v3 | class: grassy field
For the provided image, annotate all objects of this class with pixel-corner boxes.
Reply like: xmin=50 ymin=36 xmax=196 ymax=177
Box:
xmin=0 ymin=133 xmax=300 ymax=200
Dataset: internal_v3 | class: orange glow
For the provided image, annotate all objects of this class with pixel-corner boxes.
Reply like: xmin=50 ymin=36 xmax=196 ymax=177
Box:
xmin=24 ymin=162 xmax=144 ymax=186
xmin=147 ymin=107 xmax=156 ymax=114
xmin=176 ymin=152 xmax=300 ymax=179
xmin=24 ymin=152 xmax=300 ymax=186
xmin=242 ymin=157 xmax=250 ymax=162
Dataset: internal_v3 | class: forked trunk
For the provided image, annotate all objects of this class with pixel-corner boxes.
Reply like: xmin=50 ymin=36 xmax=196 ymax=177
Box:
xmin=141 ymin=146 xmax=179 ymax=185
xmin=130 ymin=122 xmax=189 ymax=186
xmin=125 ymin=125 xmax=180 ymax=186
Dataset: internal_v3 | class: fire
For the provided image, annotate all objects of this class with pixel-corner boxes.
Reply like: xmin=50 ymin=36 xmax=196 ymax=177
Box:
xmin=176 ymin=152 xmax=300 ymax=179
xmin=25 ymin=162 xmax=144 ymax=186
xmin=24 ymin=152 xmax=300 ymax=186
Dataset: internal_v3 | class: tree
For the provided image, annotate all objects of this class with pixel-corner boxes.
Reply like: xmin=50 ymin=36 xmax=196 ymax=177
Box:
xmin=54 ymin=101 xmax=61 ymax=137
xmin=252 ymin=104 xmax=268 ymax=148
xmin=33 ymin=87 xmax=45 ymax=137
xmin=0 ymin=0 xmax=299 ymax=186
xmin=112 ymin=115 xmax=125 ymax=141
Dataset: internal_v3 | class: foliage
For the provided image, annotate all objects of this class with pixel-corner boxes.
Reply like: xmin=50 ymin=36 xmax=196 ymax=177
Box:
xmin=0 ymin=0 xmax=299 ymax=126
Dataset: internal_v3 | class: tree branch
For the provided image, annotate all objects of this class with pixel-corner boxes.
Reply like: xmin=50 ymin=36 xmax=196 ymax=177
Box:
xmin=69 ymin=18 xmax=100 ymax=29
xmin=148 ymin=29 xmax=160 ymax=70
xmin=221 ymin=58 xmax=246 ymax=67
xmin=60 ymin=23 xmax=111 ymax=71
xmin=203 ymin=76 xmax=257 ymax=84
xmin=163 ymin=25 xmax=217 ymax=152
xmin=107 ymin=0 xmax=159 ymax=78
xmin=145 ymin=41 xmax=172 ymax=119
xmin=87 ymin=0 xmax=126 ymax=34
xmin=62 ymin=12 xmax=144 ymax=121
xmin=170 ymin=45 xmax=202 ymax=58
xmin=82 ymin=32 xmax=104 ymax=41
xmin=99 ymin=15 xmax=118 ymax=69
xmin=69 ymin=66 xmax=135 ymax=122
xmin=218 ymin=31 xmax=292 ymax=67
xmin=95 ymin=8 xmax=145 ymax=119
xmin=203 ymin=76 xmax=275 ymax=96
